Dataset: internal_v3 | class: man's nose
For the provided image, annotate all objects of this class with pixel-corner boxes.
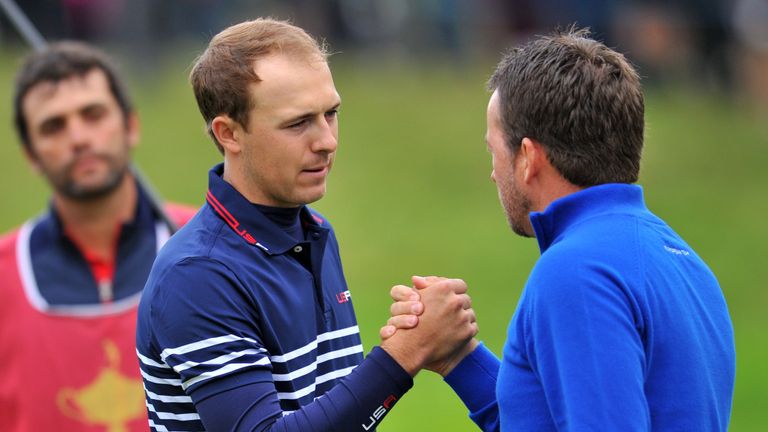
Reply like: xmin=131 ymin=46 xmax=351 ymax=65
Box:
xmin=66 ymin=118 xmax=92 ymax=150
xmin=312 ymin=117 xmax=337 ymax=153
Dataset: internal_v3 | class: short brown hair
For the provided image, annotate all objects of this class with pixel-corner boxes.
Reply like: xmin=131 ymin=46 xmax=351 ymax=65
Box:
xmin=13 ymin=41 xmax=133 ymax=149
xmin=190 ymin=18 xmax=328 ymax=154
xmin=488 ymin=27 xmax=644 ymax=186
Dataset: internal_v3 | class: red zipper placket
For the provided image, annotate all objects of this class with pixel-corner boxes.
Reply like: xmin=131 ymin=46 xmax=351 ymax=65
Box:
xmin=66 ymin=223 xmax=121 ymax=304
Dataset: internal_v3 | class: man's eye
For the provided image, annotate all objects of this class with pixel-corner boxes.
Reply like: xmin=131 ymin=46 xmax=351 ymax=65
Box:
xmin=288 ymin=119 xmax=308 ymax=129
xmin=82 ymin=106 xmax=107 ymax=122
xmin=39 ymin=119 xmax=65 ymax=136
xmin=325 ymin=109 xmax=338 ymax=119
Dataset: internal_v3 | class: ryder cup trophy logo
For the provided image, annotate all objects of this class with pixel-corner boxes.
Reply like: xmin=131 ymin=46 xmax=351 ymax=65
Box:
xmin=56 ymin=339 xmax=146 ymax=432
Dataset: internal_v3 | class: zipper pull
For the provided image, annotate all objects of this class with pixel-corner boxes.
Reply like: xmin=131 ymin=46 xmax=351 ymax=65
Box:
xmin=98 ymin=279 xmax=114 ymax=303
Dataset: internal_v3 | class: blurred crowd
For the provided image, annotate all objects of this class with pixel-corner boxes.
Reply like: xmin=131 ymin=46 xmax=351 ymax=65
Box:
xmin=2 ymin=0 xmax=767 ymax=106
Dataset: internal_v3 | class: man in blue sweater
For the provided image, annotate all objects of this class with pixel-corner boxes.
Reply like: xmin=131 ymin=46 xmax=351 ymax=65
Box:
xmin=384 ymin=27 xmax=736 ymax=431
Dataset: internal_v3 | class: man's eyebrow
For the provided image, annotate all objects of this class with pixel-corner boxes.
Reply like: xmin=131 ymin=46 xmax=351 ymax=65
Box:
xmin=324 ymin=101 xmax=341 ymax=113
xmin=79 ymin=102 xmax=108 ymax=112
xmin=284 ymin=102 xmax=341 ymax=123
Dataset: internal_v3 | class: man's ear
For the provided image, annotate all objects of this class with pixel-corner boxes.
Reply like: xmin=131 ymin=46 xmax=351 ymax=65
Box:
xmin=126 ymin=112 xmax=140 ymax=149
xmin=22 ymin=145 xmax=42 ymax=175
xmin=211 ymin=115 xmax=243 ymax=155
xmin=520 ymin=137 xmax=542 ymax=183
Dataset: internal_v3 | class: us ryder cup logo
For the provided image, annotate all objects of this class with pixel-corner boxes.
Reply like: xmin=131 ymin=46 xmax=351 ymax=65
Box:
xmin=336 ymin=290 xmax=351 ymax=304
xmin=363 ymin=394 xmax=397 ymax=430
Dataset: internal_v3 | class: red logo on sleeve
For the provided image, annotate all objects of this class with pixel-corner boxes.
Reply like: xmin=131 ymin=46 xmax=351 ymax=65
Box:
xmin=335 ymin=290 xmax=351 ymax=303
xmin=362 ymin=395 xmax=398 ymax=430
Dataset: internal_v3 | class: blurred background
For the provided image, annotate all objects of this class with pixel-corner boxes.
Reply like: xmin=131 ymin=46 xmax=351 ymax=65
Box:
xmin=1 ymin=0 xmax=766 ymax=430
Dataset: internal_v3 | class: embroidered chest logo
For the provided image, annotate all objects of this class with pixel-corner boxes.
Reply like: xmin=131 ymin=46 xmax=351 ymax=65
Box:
xmin=56 ymin=339 xmax=145 ymax=431
xmin=336 ymin=290 xmax=352 ymax=304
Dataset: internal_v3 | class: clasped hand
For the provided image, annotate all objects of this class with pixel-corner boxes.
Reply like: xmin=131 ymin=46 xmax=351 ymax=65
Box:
xmin=379 ymin=276 xmax=479 ymax=377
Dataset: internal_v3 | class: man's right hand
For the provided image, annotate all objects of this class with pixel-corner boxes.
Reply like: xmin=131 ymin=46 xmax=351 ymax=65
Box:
xmin=379 ymin=276 xmax=479 ymax=377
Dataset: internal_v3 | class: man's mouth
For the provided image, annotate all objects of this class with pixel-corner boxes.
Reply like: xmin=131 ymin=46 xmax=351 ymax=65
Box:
xmin=302 ymin=164 xmax=329 ymax=174
xmin=70 ymin=155 xmax=106 ymax=173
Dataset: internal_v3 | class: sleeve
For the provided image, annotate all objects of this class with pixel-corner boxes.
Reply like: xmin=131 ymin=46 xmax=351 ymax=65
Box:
xmin=523 ymin=254 xmax=649 ymax=430
xmin=150 ymin=258 xmax=413 ymax=431
xmin=196 ymin=347 xmax=412 ymax=431
xmin=444 ymin=343 xmax=501 ymax=432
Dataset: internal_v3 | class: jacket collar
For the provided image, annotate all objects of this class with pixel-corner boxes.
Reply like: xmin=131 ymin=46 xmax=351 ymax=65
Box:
xmin=530 ymin=183 xmax=647 ymax=253
xmin=205 ymin=163 xmax=326 ymax=255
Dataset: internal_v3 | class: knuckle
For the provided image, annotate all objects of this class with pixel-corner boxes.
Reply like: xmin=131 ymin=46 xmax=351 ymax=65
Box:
xmin=450 ymin=278 xmax=467 ymax=287
xmin=449 ymin=296 xmax=464 ymax=310
xmin=435 ymin=282 xmax=451 ymax=294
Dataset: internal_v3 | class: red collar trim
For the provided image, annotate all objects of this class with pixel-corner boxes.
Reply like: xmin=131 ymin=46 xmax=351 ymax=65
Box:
xmin=206 ymin=189 xmax=265 ymax=249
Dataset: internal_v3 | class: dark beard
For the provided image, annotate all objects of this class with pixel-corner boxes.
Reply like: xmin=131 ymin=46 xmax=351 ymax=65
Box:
xmin=502 ymin=180 xmax=534 ymax=238
xmin=58 ymin=165 xmax=128 ymax=201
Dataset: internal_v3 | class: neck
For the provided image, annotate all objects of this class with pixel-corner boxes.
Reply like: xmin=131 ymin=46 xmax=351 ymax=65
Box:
xmin=223 ymin=158 xmax=263 ymax=205
xmin=53 ymin=174 xmax=138 ymax=260
xmin=529 ymin=163 xmax=584 ymax=214
xmin=535 ymin=182 xmax=583 ymax=213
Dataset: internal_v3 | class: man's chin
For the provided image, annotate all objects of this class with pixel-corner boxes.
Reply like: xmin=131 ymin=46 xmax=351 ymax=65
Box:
xmin=297 ymin=182 xmax=328 ymax=203
xmin=506 ymin=214 xmax=534 ymax=238
xmin=301 ymin=193 xmax=325 ymax=206
xmin=60 ymin=186 xmax=116 ymax=201
xmin=58 ymin=174 xmax=126 ymax=201
xmin=511 ymin=224 xmax=534 ymax=238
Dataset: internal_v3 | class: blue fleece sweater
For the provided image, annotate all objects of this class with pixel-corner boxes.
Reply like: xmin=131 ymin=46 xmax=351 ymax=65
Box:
xmin=446 ymin=183 xmax=735 ymax=431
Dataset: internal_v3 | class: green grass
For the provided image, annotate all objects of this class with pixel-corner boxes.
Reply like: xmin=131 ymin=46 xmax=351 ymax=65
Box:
xmin=1 ymin=49 xmax=765 ymax=430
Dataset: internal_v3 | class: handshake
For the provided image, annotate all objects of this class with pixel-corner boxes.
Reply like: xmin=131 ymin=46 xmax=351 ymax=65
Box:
xmin=378 ymin=276 xmax=480 ymax=377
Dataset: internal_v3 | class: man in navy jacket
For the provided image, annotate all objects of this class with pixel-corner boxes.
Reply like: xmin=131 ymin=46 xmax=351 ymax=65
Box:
xmin=136 ymin=18 xmax=478 ymax=431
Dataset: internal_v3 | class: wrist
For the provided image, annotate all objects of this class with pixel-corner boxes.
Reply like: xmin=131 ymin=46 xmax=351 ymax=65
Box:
xmin=435 ymin=338 xmax=479 ymax=377
xmin=380 ymin=339 xmax=425 ymax=377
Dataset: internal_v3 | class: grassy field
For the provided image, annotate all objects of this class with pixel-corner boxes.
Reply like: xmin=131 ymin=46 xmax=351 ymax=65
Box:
xmin=1 ymin=48 xmax=766 ymax=430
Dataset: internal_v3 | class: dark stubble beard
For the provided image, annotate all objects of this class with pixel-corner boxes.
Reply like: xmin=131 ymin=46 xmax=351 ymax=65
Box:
xmin=49 ymin=152 xmax=130 ymax=202
xmin=500 ymin=177 xmax=534 ymax=238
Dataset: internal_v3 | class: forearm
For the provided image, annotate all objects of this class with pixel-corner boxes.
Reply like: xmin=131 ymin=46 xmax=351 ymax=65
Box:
xmin=196 ymin=347 xmax=413 ymax=431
